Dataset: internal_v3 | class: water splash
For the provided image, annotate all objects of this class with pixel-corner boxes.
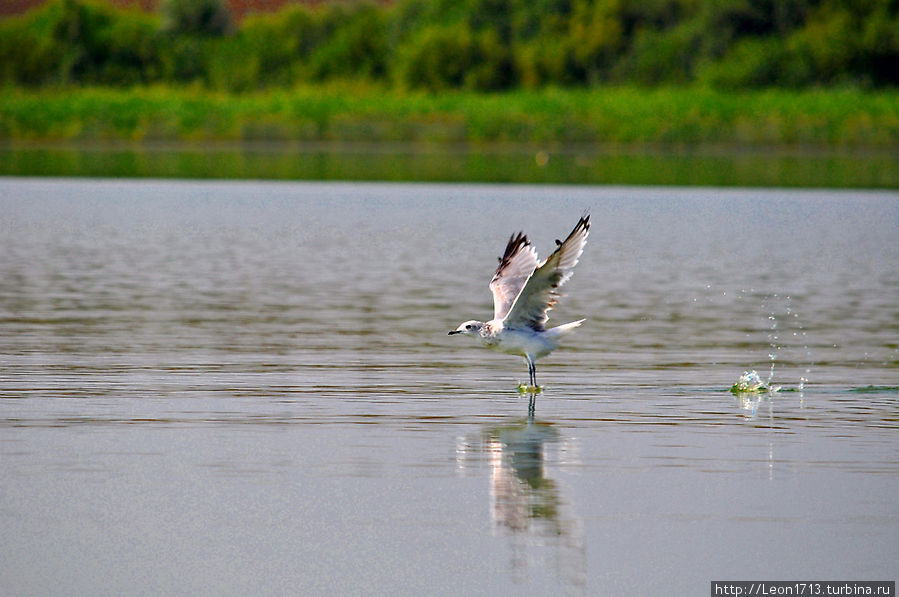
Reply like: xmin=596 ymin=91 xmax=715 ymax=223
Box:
xmin=795 ymin=311 xmax=811 ymax=392
xmin=731 ymin=370 xmax=780 ymax=395
xmin=760 ymin=294 xmax=781 ymax=386
xmin=698 ymin=284 xmax=814 ymax=393
xmin=760 ymin=293 xmax=813 ymax=392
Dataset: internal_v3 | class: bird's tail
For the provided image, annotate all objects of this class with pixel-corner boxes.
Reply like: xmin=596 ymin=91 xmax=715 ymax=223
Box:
xmin=547 ymin=319 xmax=586 ymax=337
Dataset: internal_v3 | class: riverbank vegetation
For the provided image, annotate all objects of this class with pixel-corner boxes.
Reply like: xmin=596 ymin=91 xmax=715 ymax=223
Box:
xmin=3 ymin=85 xmax=898 ymax=147
xmin=2 ymin=0 xmax=897 ymax=91
xmin=1 ymin=0 xmax=897 ymax=149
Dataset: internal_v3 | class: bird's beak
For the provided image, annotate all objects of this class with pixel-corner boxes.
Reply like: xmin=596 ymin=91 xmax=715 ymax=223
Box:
xmin=448 ymin=330 xmax=461 ymax=335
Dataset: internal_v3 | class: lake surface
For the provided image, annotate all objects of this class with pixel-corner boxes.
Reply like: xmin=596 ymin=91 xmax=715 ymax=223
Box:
xmin=1 ymin=179 xmax=897 ymax=596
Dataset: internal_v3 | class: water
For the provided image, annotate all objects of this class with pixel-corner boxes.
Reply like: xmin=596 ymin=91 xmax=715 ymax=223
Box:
xmin=3 ymin=144 xmax=899 ymax=188
xmin=1 ymin=179 xmax=897 ymax=596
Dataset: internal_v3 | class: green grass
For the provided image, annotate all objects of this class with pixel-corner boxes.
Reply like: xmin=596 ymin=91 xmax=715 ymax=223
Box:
xmin=2 ymin=85 xmax=899 ymax=148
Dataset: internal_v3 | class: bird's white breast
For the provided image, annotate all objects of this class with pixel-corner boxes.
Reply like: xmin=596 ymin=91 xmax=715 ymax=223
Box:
xmin=481 ymin=322 xmax=556 ymax=359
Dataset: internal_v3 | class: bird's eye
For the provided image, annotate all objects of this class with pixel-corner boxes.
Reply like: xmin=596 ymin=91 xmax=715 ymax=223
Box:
xmin=466 ymin=324 xmax=473 ymax=330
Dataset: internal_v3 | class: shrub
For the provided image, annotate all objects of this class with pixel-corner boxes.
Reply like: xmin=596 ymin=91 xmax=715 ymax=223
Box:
xmin=698 ymin=36 xmax=790 ymax=89
xmin=0 ymin=19 xmax=52 ymax=85
xmin=94 ymin=12 xmax=163 ymax=84
xmin=161 ymin=0 xmax=232 ymax=37
xmin=395 ymin=24 xmax=515 ymax=91
xmin=856 ymin=7 xmax=899 ymax=86
xmin=0 ymin=0 xmax=164 ymax=86
xmin=516 ymin=38 xmax=581 ymax=87
xmin=308 ymin=5 xmax=388 ymax=81
xmin=618 ymin=21 xmax=703 ymax=85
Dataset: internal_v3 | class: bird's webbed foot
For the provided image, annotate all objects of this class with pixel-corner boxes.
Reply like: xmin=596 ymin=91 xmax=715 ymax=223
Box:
xmin=516 ymin=382 xmax=544 ymax=394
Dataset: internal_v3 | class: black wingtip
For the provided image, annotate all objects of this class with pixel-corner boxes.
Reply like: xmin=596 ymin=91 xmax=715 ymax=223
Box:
xmin=569 ymin=213 xmax=590 ymax=237
xmin=494 ymin=231 xmax=531 ymax=274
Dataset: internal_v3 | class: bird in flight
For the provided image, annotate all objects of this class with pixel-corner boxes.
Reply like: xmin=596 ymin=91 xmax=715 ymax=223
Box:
xmin=448 ymin=215 xmax=590 ymax=390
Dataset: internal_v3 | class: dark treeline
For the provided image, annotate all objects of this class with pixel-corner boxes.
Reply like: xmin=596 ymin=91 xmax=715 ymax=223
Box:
xmin=2 ymin=0 xmax=897 ymax=91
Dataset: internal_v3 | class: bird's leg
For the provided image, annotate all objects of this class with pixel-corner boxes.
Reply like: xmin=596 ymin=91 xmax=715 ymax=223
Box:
xmin=517 ymin=356 xmax=542 ymax=393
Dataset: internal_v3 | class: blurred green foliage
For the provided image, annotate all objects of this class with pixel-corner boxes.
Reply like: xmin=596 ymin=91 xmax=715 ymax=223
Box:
xmin=161 ymin=0 xmax=232 ymax=37
xmin=0 ymin=0 xmax=897 ymax=90
xmin=3 ymin=85 xmax=897 ymax=147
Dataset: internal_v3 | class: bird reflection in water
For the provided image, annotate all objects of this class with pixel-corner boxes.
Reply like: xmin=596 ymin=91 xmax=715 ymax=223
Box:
xmin=457 ymin=393 xmax=586 ymax=590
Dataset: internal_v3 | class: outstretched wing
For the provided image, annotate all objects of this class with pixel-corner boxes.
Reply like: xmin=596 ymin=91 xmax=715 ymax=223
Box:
xmin=489 ymin=231 xmax=539 ymax=321
xmin=502 ymin=215 xmax=590 ymax=331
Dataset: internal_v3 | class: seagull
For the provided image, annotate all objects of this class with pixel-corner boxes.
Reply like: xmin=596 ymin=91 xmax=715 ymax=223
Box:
xmin=448 ymin=215 xmax=590 ymax=389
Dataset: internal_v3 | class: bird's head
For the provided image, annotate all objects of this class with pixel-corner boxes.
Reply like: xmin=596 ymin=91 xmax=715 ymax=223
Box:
xmin=448 ymin=320 xmax=485 ymax=337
